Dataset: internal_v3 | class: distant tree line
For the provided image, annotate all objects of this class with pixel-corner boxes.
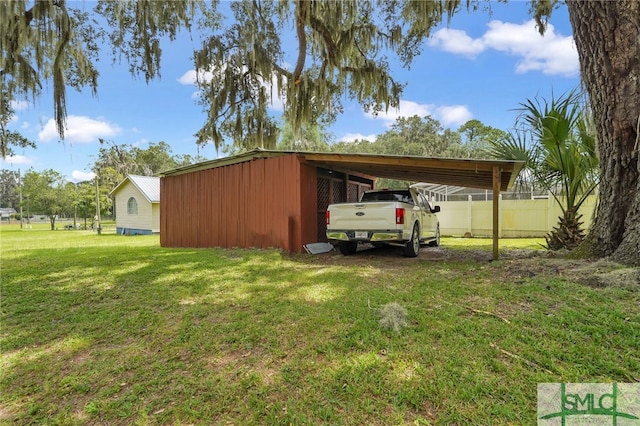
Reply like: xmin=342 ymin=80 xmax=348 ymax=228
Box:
xmin=0 ymin=140 xmax=207 ymax=229
xmin=270 ymin=115 xmax=506 ymax=160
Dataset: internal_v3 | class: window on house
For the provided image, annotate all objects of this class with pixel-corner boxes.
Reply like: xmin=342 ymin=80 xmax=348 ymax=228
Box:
xmin=127 ymin=197 xmax=138 ymax=215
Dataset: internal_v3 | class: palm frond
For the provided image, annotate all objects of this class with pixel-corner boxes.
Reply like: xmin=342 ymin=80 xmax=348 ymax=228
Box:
xmin=495 ymin=89 xmax=600 ymax=247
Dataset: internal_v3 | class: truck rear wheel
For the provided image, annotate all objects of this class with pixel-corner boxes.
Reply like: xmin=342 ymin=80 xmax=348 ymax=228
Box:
xmin=338 ymin=241 xmax=358 ymax=255
xmin=403 ymin=223 xmax=420 ymax=257
xmin=429 ymin=225 xmax=441 ymax=247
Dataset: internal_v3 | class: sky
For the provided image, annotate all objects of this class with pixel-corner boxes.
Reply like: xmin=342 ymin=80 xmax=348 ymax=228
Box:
xmin=1 ymin=1 xmax=580 ymax=183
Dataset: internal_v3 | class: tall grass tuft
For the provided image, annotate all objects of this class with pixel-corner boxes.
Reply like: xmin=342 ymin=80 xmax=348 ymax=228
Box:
xmin=378 ymin=302 xmax=408 ymax=333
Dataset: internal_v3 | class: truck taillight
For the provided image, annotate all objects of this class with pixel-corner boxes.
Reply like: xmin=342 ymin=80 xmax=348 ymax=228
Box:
xmin=395 ymin=208 xmax=405 ymax=224
xmin=326 ymin=210 xmax=330 ymax=225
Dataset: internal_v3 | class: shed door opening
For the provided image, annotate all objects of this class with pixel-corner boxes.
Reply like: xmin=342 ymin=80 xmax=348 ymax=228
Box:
xmin=316 ymin=170 xmax=372 ymax=241
xmin=317 ymin=175 xmax=344 ymax=241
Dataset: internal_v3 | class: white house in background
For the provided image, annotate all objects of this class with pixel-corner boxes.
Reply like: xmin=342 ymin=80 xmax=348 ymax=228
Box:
xmin=0 ymin=208 xmax=17 ymax=220
xmin=110 ymin=175 xmax=160 ymax=235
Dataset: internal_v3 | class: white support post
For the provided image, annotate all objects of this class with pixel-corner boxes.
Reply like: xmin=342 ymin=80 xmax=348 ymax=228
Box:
xmin=467 ymin=194 xmax=472 ymax=235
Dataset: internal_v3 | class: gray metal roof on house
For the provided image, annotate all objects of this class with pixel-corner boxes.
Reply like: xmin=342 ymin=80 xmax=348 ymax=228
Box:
xmin=0 ymin=207 xmax=17 ymax=217
xmin=110 ymin=175 xmax=160 ymax=203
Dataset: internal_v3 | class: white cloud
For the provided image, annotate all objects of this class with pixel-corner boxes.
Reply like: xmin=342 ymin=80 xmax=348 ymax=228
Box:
xmin=429 ymin=19 xmax=578 ymax=77
xmin=0 ymin=155 xmax=34 ymax=167
xmin=428 ymin=28 xmax=485 ymax=58
xmin=10 ymin=100 xmax=29 ymax=111
xmin=177 ymin=69 xmax=213 ymax=85
xmin=340 ymin=133 xmax=377 ymax=143
xmin=38 ymin=115 xmax=122 ymax=143
xmin=366 ymin=100 xmax=433 ymax=124
xmin=365 ymin=100 xmax=472 ymax=128
xmin=435 ymin=105 xmax=473 ymax=127
xmin=69 ymin=170 xmax=95 ymax=183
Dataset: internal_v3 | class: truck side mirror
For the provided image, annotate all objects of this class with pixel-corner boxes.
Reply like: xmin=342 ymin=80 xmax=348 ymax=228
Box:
xmin=432 ymin=206 xmax=441 ymax=213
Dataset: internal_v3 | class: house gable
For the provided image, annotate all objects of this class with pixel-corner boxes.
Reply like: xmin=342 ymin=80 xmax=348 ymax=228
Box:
xmin=111 ymin=176 xmax=160 ymax=234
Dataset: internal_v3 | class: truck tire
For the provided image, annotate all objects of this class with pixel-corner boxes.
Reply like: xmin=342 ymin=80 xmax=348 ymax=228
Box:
xmin=338 ymin=241 xmax=358 ymax=255
xmin=403 ymin=223 xmax=420 ymax=257
xmin=429 ymin=225 xmax=441 ymax=247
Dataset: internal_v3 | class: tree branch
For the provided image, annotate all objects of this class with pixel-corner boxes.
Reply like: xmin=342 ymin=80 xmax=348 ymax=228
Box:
xmin=309 ymin=14 xmax=338 ymax=66
xmin=489 ymin=342 xmax=554 ymax=375
xmin=292 ymin=0 xmax=307 ymax=84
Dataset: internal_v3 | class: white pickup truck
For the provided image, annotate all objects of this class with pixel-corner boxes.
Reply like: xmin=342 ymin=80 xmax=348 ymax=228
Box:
xmin=325 ymin=185 xmax=441 ymax=257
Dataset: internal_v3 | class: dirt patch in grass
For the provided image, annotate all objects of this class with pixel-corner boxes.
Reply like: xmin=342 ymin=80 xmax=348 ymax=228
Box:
xmin=494 ymin=257 xmax=640 ymax=290
xmin=301 ymin=244 xmax=639 ymax=290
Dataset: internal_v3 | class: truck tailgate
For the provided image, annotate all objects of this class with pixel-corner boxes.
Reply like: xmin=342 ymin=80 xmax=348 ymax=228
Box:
xmin=328 ymin=202 xmax=399 ymax=230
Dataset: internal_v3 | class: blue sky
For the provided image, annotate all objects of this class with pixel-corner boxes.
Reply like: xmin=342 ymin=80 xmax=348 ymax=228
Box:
xmin=1 ymin=1 xmax=579 ymax=183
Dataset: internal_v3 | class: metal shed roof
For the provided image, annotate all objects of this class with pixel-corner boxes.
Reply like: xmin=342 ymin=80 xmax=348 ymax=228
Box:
xmin=110 ymin=175 xmax=160 ymax=203
xmin=160 ymin=149 xmax=524 ymax=192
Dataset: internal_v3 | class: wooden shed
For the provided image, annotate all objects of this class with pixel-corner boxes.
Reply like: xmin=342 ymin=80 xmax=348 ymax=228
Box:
xmin=110 ymin=175 xmax=160 ymax=235
xmin=160 ymin=149 xmax=524 ymax=257
xmin=159 ymin=150 xmax=373 ymax=252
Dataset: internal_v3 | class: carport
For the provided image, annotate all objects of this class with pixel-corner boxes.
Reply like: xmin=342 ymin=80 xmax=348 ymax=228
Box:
xmin=160 ymin=149 xmax=524 ymax=258
xmin=294 ymin=151 xmax=525 ymax=260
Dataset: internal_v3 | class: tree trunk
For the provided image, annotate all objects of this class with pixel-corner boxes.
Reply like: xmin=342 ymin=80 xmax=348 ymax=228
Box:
xmin=567 ymin=1 xmax=640 ymax=265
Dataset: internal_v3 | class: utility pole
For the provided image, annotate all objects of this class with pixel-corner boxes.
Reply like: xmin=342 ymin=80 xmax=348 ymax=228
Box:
xmin=18 ymin=169 xmax=23 ymax=229
xmin=95 ymin=175 xmax=102 ymax=235
xmin=73 ymin=183 xmax=77 ymax=229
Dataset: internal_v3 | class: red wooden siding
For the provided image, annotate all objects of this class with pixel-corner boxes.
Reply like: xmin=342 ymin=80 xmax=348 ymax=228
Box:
xmin=298 ymin=161 xmax=319 ymax=247
xmin=160 ymin=153 xmax=373 ymax=252
xmin=161 ymin=154 xmax=317 ymax=252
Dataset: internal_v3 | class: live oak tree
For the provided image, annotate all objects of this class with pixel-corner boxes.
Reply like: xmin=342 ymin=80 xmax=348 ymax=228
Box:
xmin=76 ymin=179 xmax=106 ymax=229
xmin=188 ymin=1 xmax=452 ymax=150
xmin=331 ymin=116 xmax=499 ymax=160
xmin=458 ymin=119 xmax=508 ymax=159
xmin=0 ymin=95 xmax=36 ymax=157
xmin=1 ymin=1 xmax=455 ymax=147
xmin=1 ymin=0 xmax=638 ymax=264
xmin=331 ymin=115 xmax=488 ymax=188
xmin=0 ymin=170 xmax=20 ymax=209
xmin=1 ymin=1 xmax=102 ymax=148
xmin=93 ymin=140 xmax=202 ymax=186
xmin=561 ymin=1 xmax=640 ymax=265
xmin=21 ymin=169 xmax=67 ymax=230
xmin=276 ymin=121 xmax=333 ymax=152
xmin=376 ymin=115 xmax=464 ymax=158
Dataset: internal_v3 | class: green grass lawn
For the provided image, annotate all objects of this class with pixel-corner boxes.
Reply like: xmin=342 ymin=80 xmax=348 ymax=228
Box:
xmin=1 ymin=226 xmax=638 ymax=425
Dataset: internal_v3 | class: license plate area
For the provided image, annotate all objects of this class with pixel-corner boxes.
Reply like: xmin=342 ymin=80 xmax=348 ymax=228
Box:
xmin=355 ymin=231 xmax=368 ymax=239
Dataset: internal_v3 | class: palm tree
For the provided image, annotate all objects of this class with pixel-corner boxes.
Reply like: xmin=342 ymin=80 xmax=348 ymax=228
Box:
xmin=488 ymin=90 xmax=599 ymax=250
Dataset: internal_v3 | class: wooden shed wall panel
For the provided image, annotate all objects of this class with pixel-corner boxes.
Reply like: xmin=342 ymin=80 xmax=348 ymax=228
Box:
xmin=161 ymin=154 xmax=311 ymax=252
xmin=299 ymin=162 xmax=318 ymax=246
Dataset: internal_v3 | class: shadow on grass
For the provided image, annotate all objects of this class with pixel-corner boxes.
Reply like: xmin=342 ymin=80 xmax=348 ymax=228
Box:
xmin=1 ymin=236 xmax=638 ymax=425
xmin=3 ymin=243 xmax=400 ymax=423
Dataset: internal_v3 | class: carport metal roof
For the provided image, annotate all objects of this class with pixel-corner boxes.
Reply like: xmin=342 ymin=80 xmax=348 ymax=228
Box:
xmin=161 ymin=149 xmax=525 ymax=259
xmin=296 ymin=151 xmax=523 ymax=191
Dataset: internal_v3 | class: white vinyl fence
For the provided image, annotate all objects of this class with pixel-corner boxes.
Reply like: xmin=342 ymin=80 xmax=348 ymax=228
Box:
xmin=437 ymin=194 xmax=597 ymax=238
